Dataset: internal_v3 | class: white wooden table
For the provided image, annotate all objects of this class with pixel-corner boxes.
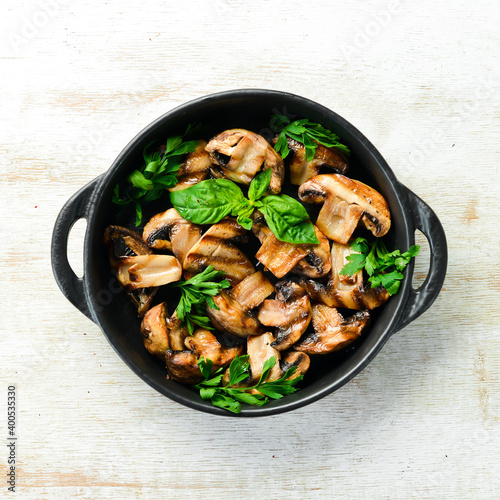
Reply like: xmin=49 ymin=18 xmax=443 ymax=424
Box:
xmin=1 ymin=1 xmax=499 ymax=498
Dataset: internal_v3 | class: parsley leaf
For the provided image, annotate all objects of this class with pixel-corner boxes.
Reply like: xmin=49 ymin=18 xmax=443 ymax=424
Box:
xmin=271 ymin=115 xmax=350 ymax=161
xmin=112 ymin=126 xmax=199 ymax=226
xmin=194 ymin=355 xmax=303 ymax=414
xmin=169 ymin=266 xmax=230 ymax=335
xmin=340 ymin=237 xmax=420 ymax=296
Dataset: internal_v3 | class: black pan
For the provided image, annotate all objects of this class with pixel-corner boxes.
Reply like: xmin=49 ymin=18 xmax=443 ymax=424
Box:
xmin=51 ymin=89 xmax=447 ymax=416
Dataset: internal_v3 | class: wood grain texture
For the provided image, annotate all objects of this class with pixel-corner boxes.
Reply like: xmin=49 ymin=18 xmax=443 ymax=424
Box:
xmin=1 ymin=0 xmax=499 ymax=498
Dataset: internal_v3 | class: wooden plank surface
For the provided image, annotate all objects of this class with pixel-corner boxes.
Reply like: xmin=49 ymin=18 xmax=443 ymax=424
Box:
xmin=1 ymin=0 xmax=499 ymax=498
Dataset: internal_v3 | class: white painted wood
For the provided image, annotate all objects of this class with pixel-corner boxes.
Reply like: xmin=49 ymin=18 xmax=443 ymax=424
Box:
xmin=1 ymin=0 xmax=499 ymax=498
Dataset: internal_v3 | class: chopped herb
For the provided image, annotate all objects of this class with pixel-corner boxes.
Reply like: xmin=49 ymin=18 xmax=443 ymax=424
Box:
xmin=272 ymin=115 xmax=350 ymax=161
xmin=340 ymin=237 xmax=420 ymax=296
xmin=194 ymin=355 xmax=303 ymax=414
xmin=170 ymin=266 xmax=230 ymax=335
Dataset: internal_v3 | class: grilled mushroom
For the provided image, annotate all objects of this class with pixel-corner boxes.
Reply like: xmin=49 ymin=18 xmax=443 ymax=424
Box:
xmin=205 ymin=129 xmax=284 ymax=194
xmin=301 ymin=241 xmax=389 ymax=309
xmin=257 ymin=281 xmax=312 ymax=351
xmin=143 ymin=208 xmax=202 ymax=266
xmin=165 ymin=328 xmax=243 ymax=384
xmin=294 ymin=304 xmax=370 ymax=354
xmin=247 ymin=332 xmax=282 ymax=382
xmin=168 ymin=140 xmax=213 ymax=191
xmin=280 ymin=351 xmax=310 ymax=380
xmin=207 ymin=272 xmax=273 ymax=339
xmin=277 ymin=137 xmax=349 ymax=185
xmin=252 ymin=213 xmax=331 ymax=279
xmin=103 ymin=225 xmax=157 ymax=316
xmin=140 ymin=302 xmax=189 ymax=359
xmin=184 ymin=219 xmax=254 ymax=285
xmin=299 ymin=174 xmax=391 ymax=244
xmin=115 ymin=255 xmax=182 ymax=290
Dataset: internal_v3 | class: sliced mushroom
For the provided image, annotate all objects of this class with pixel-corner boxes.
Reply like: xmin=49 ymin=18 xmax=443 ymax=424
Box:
xmin=103 ymin=225 xmax=156 ymax=316
xmin=294 ymin=304 xmax=370 ymax=354
xmin=301 ymin=241 xmax=390 ymax=309
xmin=184 ymin=219 xmax=254 ymax=285
xmin=280 ymin=351 xmax=310 ymax=380
xmin=165 ymin=328 xmax=243 ymax=384
xmin=252 ymin=213 xmax=331 ymax=279
xmin=205 ymin=129 xmax=284 ymax=193
xmin=140 ymin=303 xmax=189 ymax=359
xmin=207 ymin=291 xmax=265 ymax=338
xmin=299 ymin=174 xmax=391 ymax=244
xmin=206 ymin=271 xmax=274 ymax=339
xmin=143 ymin=208 xmax=202 ymax=266
xmin=168 ymin=140 xmax=213 ymax=192
xmin=116 ymin=254 xmax=182 ymax=290
xmin=247 ymin=332 xmax=282 ymax=382
xmin=257 ymin=281 xmax=312 ymax=351
xmin=277 ymin=137 xmax=349 ymax=185
xmin=291 ymin=227 xmax=331 ymax=278
xmin=230 ymin=271 xmax=275 ymax=311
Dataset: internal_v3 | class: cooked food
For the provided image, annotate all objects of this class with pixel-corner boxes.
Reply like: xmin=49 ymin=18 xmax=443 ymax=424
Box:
xmin=106 ymin=117 xmax=419 ymax=413
xmin=294 ymin=304 xmax=370 ymax=354
xmin=207 ymin=272 xmax=273 ymax=338
xmin=252 ymin=212 xmax=331 ymax=279
xmin=168 ymin=140 xmax=213 ymax=192
xmin=165 ymin=328 xmax=243 ymax=384
xmin=301 ymin=241 xmax=390 ymax=310
xmin=205 ymin=129 xmax=284 ymax=193
xmin=281 ymin=137 xmax=349 ymax=185
xmin=183 ymin=219 xmax=254 ymax=284
xmin=258 ymin=281 xmax=312 ymax=351
xmin=299 ymin=174 xmax=391 ymax=244
xmin=143 ymin=208 xmax=202 ymax=265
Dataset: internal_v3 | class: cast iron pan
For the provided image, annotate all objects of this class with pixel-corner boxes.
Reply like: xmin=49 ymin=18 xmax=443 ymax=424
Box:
xmin=51 ymin=90 xmax=447 ymax=416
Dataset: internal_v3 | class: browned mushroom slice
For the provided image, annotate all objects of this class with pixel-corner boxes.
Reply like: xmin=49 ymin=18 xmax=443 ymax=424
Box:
xmin=140 ymin=302 xmax=170 ymax=359
xmin=291 ymin=226 xmax=331 ymax=278
xmin=165 ymin=328 xmax=243 ymax=384
xmin=207 ymin=291 xmax=264 ymax=338
xmin=299 ymin=174 xmax=391 ymax=244
xmin=258 ymin=281 xmax=312 ymax=351
xmin=143 ymin=208 xmax=202 ymax=266
xmin=103 ymin=225 xmax=156 ymax=316
xmin=252 ymin=214 xmax=330 ymax=279
xmin=184 ymin=219 xmax=254 ymax=285
xmin=247 ymin=332 xmax=282 ymax=382
xmin=205 ymin=129 xmax=284 ymax=193
xmin=168 ymin=140 xmax=213 ymax=192
xmin=278 ymin=137 xmax=349 ymax=185
xmin=280 ymin=351 xmax=310 ymax=380
xmin=230 ymin=271 xmax=275 ymax=311
xmin=294 ymin=304 xmax=370 ymax=354
xmin=116 ymin=255 xmax=182 ymax=290
xmin=301 ymin=241 xmax=389 ymax=310
xmin=140 ymin=303 xmax=189 ymax=359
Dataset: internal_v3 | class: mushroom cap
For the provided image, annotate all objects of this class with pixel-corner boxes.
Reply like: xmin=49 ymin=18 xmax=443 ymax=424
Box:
xmin=298 ymin=174 xmax=391 ymax=243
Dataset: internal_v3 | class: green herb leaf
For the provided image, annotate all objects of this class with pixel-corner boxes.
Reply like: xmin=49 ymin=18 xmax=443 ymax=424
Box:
xmin=260 ymin=195 xmax=319 ymax=244
xmin=272 ymin=115 xmax=350 ymax=160
xmin=193 ymin=354 xmax=303 ymax=413
xmin=340 ymin=238 xmax=420 ymax=296
xmin=170 ymin=178 xmax=244 ymax=224
xmin=169 ymin=266 xmax=230 ymax=334
xmin=248 ymin=168 xmax=272 ymax=202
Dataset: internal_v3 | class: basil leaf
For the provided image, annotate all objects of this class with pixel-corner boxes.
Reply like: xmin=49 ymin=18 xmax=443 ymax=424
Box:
xmin=260 ymin=195 xmax=310 ymax=226
xmin=248 ymin=169 xmax=272 ymax=202
xmin=169 ymin=178 xmax=244 ymax=224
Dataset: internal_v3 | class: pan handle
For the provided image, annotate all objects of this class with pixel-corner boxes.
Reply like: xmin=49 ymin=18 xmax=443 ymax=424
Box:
xmin=394 ymin=185 xmax=447 ymax=332
xmin=51 ymin=176 xmax=102 ymax=322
